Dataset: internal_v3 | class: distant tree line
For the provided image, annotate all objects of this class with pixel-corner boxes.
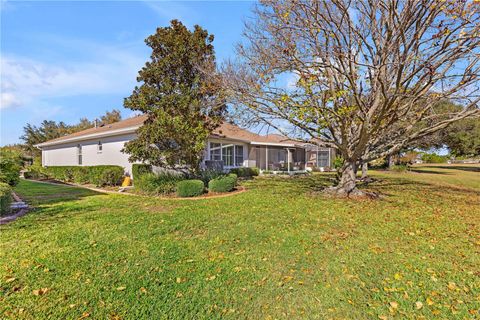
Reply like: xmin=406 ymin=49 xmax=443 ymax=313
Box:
xmin=17 ymin=109 xmax=122 ymax=158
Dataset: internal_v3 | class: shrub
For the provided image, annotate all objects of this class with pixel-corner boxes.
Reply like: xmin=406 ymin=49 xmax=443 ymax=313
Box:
xmin=229 ymin=167 xmax=259 ymax=177
xmin=0 ymin=150 xmax=22 ymax=186
xmin=390 ymin=164 xmax=409 ymax=172
xmin=0 ymin=182 xmax=12 ymax=215
xmin=135 ymin=171 xmax=184 ymax=195
xmin=45 ymin=165 xmax=124 ymax=186
xmin=72 ymin=167 xmax=89 ymax=184
xmin=132 ymin=164 xmax=152 ymax=179
xmin=24 ymin=165 xmax=49 ymax=180
xmin=198 ymin=169 xmax=224 ymax=186
xmin=176 ymin=179 xmax=204 ymax=197
xmin=333 ymin=156 xmax=344 ymax=170
xmin=421 ymin=153 xmax=448 ymax=164
xmin=208 ymin=174 xmax=237 ymax=193
xmin=88 ymin=166 xmax=124 ymax=187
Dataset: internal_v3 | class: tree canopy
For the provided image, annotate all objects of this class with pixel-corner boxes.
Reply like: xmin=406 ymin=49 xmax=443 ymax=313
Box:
xmin=123 ymin=20 xmax=225 ymax=173
xmin=20 ymin=109 xmax=122 ymax=157
xmin=224 ymin=0 xmax=480 ymax=196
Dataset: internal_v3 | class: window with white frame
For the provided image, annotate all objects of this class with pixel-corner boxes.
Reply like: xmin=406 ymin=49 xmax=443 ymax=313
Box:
xmin=77 ymin=144 xmax=82 ymax=165
xmin=97 ymin=141 xmax=102 ymax=153
xmin=209 ymin=142 xmax=244 ymax=167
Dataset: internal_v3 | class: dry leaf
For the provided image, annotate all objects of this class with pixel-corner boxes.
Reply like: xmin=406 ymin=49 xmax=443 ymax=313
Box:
xmin=415 ymin=301 xmax=423 ymax=310
xmin=389 ymin=301 xmax=398 ymax=309
xmin=116 ymin=286 xmax=126 ymax=291
xmin=447 ymin=282 xmax=456 ymax=290
xmin=5 ymin=277 xmax=16 ymax=283
xmin=394 ymin=273 xmax=402 ymax=280
xmin=206 ymin=275 xmax=216 ymax=281
xmin=32 ymin=288 xmax=49 ymax=296
xmin=426 ymin=297 xmax=434 ymax=305
xmin=140 ymin=287 xmax=147 ymax=293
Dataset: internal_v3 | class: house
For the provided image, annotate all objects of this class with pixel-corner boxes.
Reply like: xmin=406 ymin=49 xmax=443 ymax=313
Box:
xmin=35 ymin=115 xmax=335 ymax=177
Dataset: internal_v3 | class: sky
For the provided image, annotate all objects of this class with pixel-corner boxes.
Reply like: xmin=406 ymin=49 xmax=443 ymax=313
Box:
xmin=0 ymin=0 xmax=255 ymax=145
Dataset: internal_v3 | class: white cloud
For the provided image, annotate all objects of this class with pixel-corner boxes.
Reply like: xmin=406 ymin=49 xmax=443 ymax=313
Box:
xmin=0 ymin=39 xmax=145 ymax=110
xmin=0 ymin=92 xmax=20 ymax=109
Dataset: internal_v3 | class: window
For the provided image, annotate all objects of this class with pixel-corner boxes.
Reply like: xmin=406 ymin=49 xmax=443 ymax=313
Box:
xmin=209 ymin=143 xmax=221 ymax=161
xmin=77 ymin=144 xmax=82 ymax=165
xmin=317 ymin=150 xmax=329 ymax=167
xmin=222 ymin=144 xmax=234 ymax=166
xmin=235 ymin=145 xmax=244 ymax=166
xmin=209 ymin=142 xmax=244 ymax=167
xmin=97 ymin=141 xmax=102 ymax=153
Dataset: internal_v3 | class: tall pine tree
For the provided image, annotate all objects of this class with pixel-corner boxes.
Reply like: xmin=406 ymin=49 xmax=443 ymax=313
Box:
xmin=123 ymin=20 xmax=225 ymax=173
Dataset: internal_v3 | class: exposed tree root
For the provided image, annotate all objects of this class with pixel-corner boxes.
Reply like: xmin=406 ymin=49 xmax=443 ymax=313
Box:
xmin=323 ymin=186 xmax=379 ymax=199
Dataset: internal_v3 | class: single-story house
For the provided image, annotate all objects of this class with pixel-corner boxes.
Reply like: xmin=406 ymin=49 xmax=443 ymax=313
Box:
xmin=36 ymin=115 xmax=335 ymax=177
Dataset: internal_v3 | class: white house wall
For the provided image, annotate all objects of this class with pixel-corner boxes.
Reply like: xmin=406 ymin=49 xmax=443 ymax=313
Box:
xmin=41 ymin=133 xmax=137 ymax=175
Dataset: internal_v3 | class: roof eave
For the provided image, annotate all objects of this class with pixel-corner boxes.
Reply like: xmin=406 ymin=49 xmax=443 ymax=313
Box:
xmin=35 ymin=126 xmax=140 ymax=148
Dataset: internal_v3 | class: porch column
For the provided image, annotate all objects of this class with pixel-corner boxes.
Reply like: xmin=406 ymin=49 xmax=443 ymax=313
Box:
xmin=265 ymin=146 xmax=268 ymax=171
xmin=287 ymin=148 xmax=290 ymax=173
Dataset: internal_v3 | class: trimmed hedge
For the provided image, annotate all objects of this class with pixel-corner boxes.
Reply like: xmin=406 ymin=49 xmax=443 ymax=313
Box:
xmin=176 ymin=179 xmax=204 ymax=197
xmin=132 ymin=164 xmax=153 ymax=180
xmin=208 ymin=174 xmax=237 ymax=193
xmin=198 ymin=169 xmax=225 ymax=186
xmin=135 ymin=172 xmax=184 ymax=195
xmin=0 ymin=182 xmax=12 ymax=215
xmin=45 ymin=165 xmax=124 ymax=187
xmin=229 ymin=167 xmax=259 ymax=178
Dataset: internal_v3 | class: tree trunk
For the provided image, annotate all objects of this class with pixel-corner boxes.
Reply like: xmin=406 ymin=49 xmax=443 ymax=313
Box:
xmin=361 ymin=162 xmax=368 ymax=179
xmin=388 ymin=155 xmax=395 ymax=169
xmin=326 ymin=161 xmax=359 ymax=196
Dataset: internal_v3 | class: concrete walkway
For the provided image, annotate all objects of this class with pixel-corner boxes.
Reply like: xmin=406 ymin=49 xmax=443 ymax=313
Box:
xmin=0 ymin=192 xmax=30 ymax=225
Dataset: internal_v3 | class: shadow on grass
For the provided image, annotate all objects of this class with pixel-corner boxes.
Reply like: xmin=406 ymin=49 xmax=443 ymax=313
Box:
xmin=15 ymin=180 xmax=102 ymax=206
xmin=408 ymin=168 xmax=451 ymax=175
xmin=419 ymin=165 xmax=480 ymax=173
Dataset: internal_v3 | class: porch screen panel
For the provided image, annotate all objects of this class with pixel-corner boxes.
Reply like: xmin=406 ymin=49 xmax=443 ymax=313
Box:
xmin=235 ymin=145 xmax=244 ymax=166
xmin=210 ymin=143 xmax=221 ymax=161
xmin=318 ymin=151 xmax=329 ymax=167
xmin=222 ymin=144 xmax=234 ymax=166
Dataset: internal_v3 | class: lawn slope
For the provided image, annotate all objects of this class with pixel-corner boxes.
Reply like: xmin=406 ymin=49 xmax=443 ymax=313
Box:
xmin=1 ymin=165 xmax=479 ymax=319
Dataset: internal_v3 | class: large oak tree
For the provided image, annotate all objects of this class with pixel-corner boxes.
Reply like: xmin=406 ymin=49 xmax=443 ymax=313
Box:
xmin=224 ymin=0 xmax=480 ymax=196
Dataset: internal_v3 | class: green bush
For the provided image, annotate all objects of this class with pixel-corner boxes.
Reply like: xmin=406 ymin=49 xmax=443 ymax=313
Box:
xmin=72 ymin=167 xmax=89 ymax=184
xmin=198 ymin=169 xmax=225 ymax=186
xmin=208 ymin=174 xmax=237 ymax=193
xmin=421 ymin=153 xmax=448 ymax=163
xmin=229 ymin=167 xmax=259 ymax=177
xmin=132 ymin=164 xmax=152 ymax=179
xmin=135 ymin=171 xmax=184 ymax=195
xmin=87 ymin=166 xmax=124 ymax=187
xmin=0 ymin=182 xmax=12 ymax=215
xmin=176 ymin=179 xmax=204 ymax=197
xmin=0 ymin=150 xmax=22 ymax=186
xmin=333 ymin=156 xmax=344 ymax=170
xmin=45 ymin=165 xmax=124 ymax=186
xmin=24 ymin=165 xmax=48 ymax=180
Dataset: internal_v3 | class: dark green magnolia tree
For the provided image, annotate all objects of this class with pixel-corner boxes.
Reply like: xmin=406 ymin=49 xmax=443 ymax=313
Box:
xmin=123 ymin=20 xmax=225 ymax=174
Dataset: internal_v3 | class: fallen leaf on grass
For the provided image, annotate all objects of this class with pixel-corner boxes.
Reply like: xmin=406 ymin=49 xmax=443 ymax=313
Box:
xmin=116 ymin=287 xmax=126 ymax=291
xmin=426 ymin=297 xmax=434 ymax=306
xmin=415 ymin=301 xmax=423 ymax=310
xmin=32 ymin=288 xmax=49 ymax=296
xmin=447 ymin=282 xmax=456 ymax=290
xmin=5 ymin=277 xmax=16 ymax=283
xmin=79 ymin=311 xmax=90 ymax=319
xmin=389 ymin=301 xmax=398 ymax=309
xmin=140 ymin=287 xmax=147 ymax=293
xmin=206 ymin=275 xmax=216 ymax=281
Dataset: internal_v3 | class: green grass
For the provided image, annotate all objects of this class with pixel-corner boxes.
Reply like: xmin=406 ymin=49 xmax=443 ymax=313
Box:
xmin=1 ymin=164 xmax=479 ymax=319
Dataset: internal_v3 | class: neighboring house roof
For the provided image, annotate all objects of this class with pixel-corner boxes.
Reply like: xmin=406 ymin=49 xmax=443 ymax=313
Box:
xmin=35 ymin=115 xmax=300 ymax=148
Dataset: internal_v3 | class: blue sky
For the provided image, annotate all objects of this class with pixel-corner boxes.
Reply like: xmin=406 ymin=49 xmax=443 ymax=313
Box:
xmin=0 ymin=0 xmax=254 ymax=145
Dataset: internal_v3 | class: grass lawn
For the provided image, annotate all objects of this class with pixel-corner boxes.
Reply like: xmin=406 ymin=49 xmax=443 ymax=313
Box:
xmin=1 ymin=164 xmax=479 ymax=319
